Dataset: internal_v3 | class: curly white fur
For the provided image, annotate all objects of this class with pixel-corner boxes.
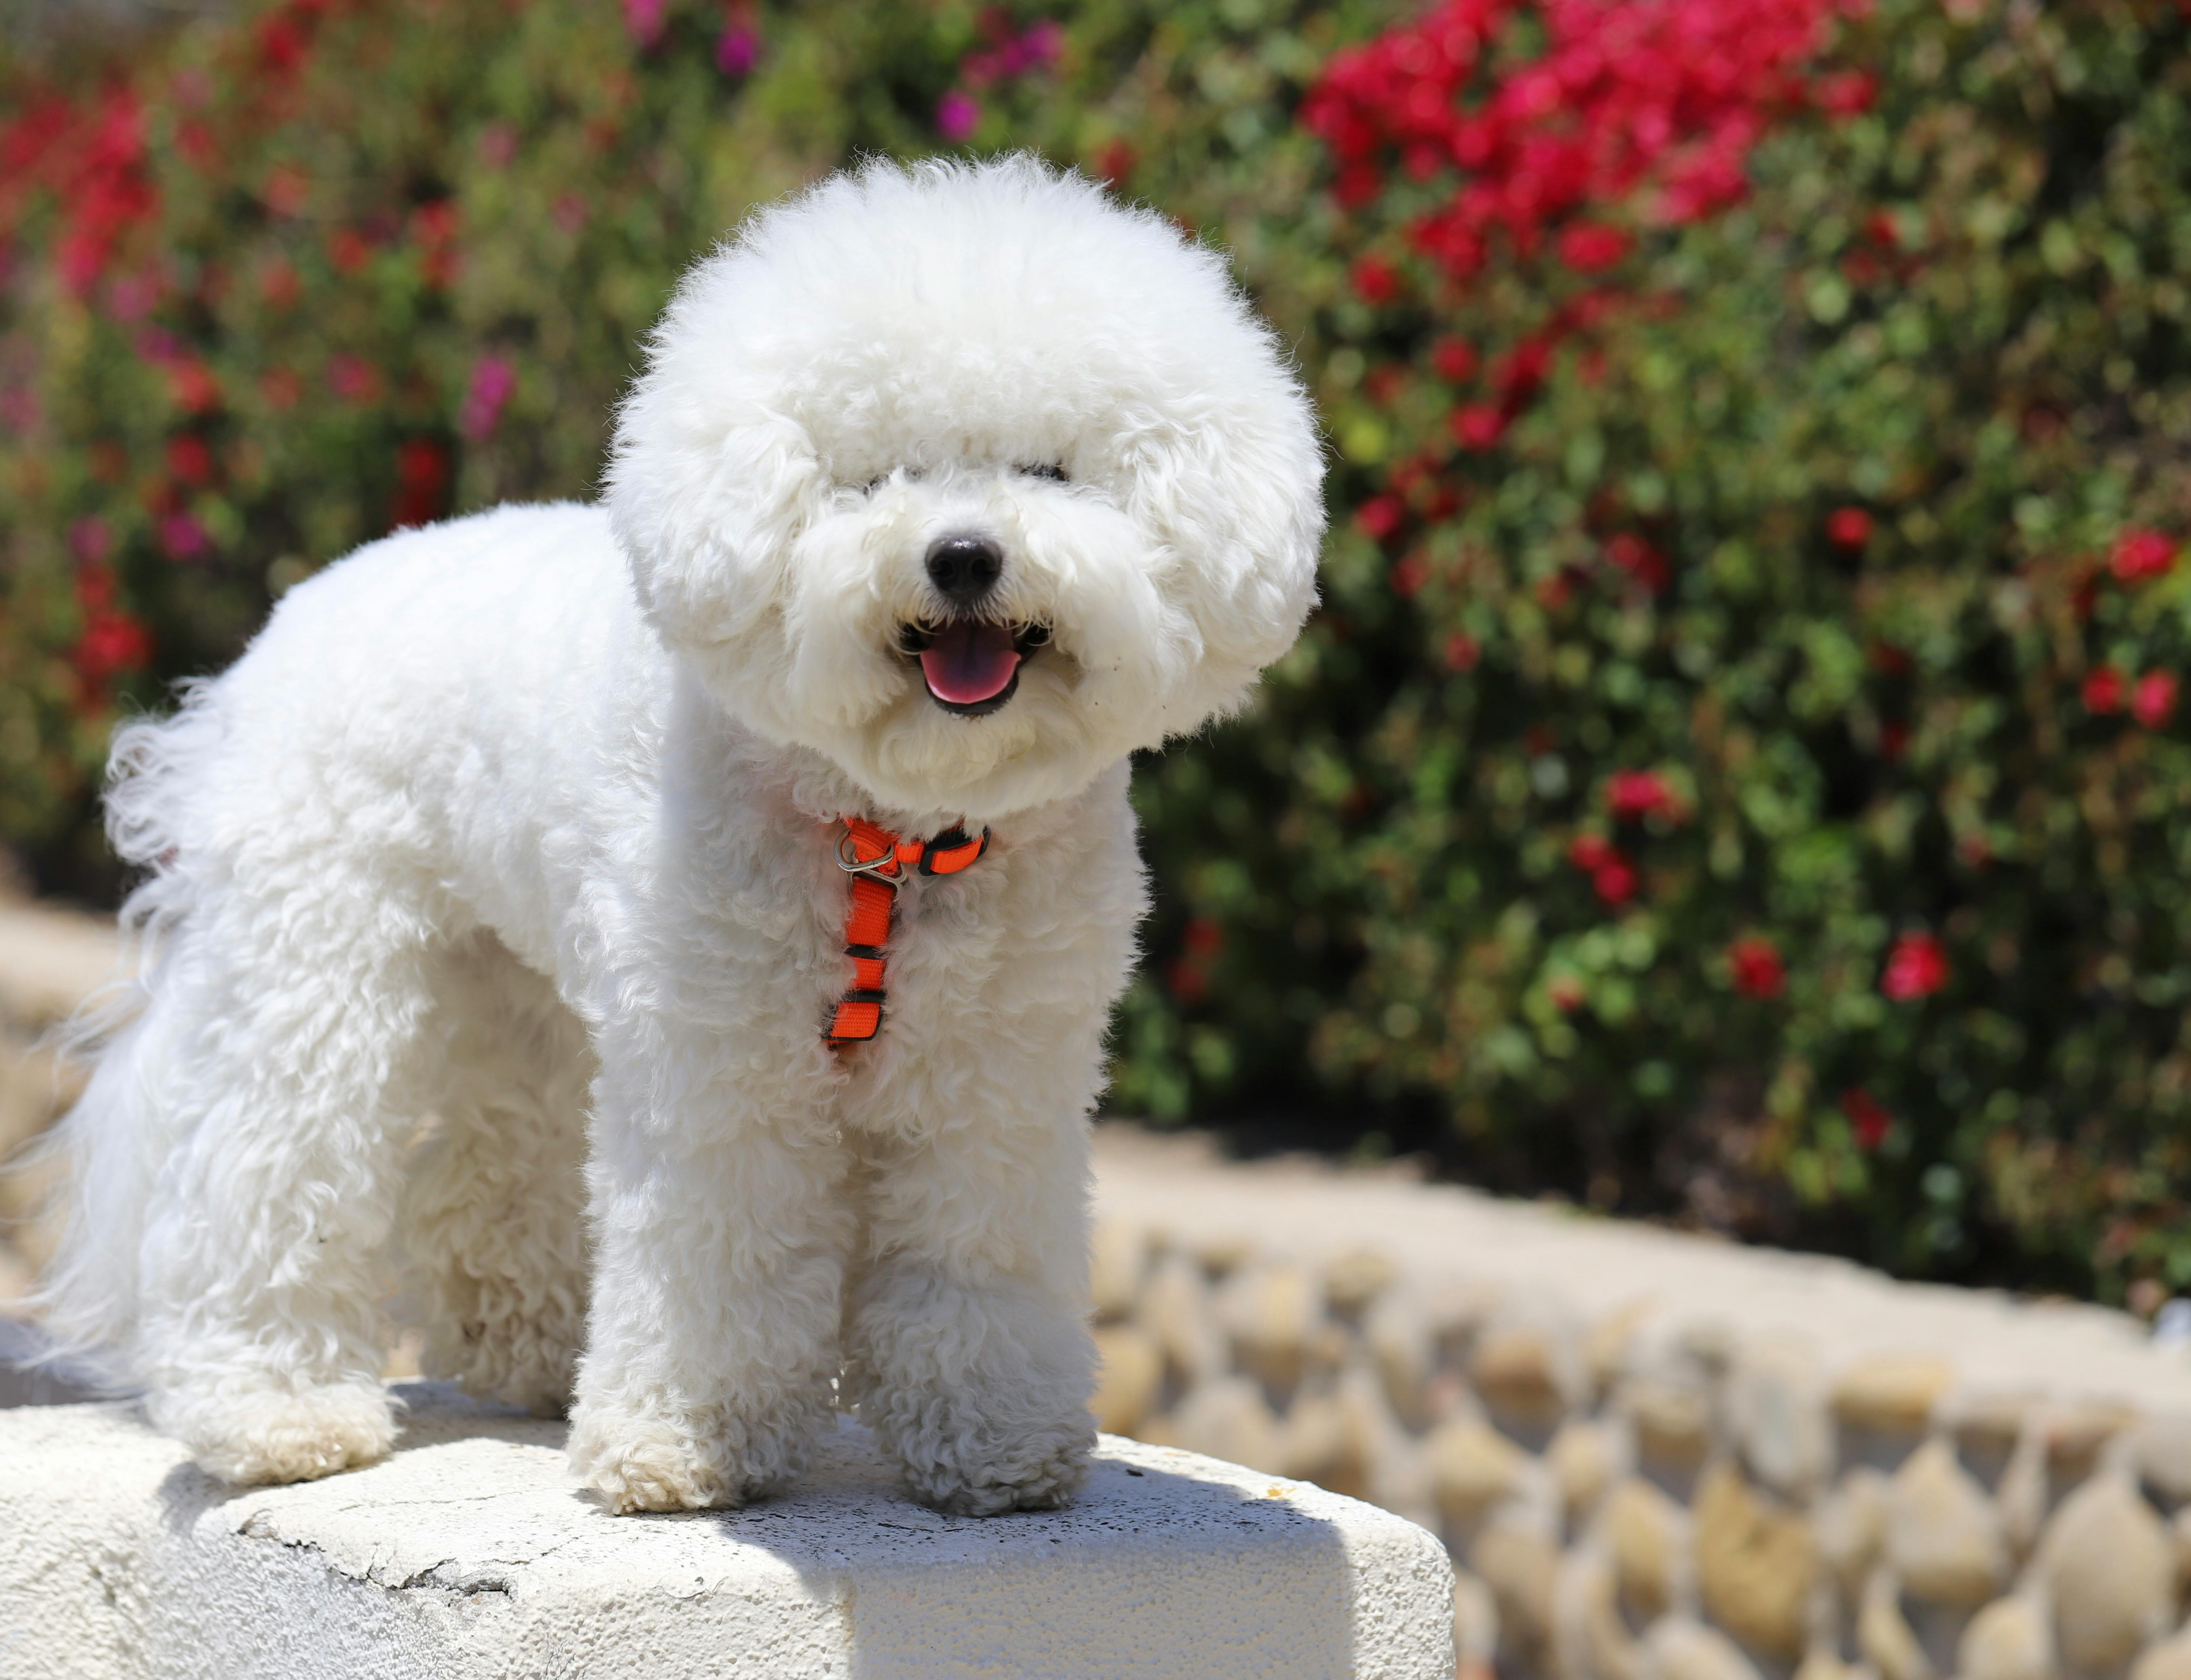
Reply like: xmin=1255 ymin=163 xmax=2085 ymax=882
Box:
xmin=37 ymin=157 xmax=1323 ymax=1515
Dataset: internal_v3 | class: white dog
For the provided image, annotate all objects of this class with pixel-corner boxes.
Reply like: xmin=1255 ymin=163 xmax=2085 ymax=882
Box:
xmin=39 ymin=155 xmax=1322 ymax=1516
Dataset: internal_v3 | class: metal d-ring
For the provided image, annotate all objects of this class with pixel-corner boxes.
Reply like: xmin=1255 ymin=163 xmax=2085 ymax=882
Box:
xmin=835 ymin=826 xmax=904 ymax=881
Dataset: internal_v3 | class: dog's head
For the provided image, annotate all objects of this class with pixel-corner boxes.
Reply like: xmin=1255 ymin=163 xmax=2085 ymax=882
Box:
xmin=607 ymin=155 xmax=1324 ymax=821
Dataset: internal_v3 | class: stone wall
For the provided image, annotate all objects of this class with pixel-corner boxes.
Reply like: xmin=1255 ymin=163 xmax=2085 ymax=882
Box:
xmin=6 ymin=902 xmax=2191 ymax=1679
xmin=1090 ymin=1131 xmax=2191 ymax=1680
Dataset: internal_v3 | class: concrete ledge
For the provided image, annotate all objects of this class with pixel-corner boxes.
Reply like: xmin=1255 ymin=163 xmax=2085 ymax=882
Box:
xmin=0 ymin=1384 xmax=1455 ymax=1680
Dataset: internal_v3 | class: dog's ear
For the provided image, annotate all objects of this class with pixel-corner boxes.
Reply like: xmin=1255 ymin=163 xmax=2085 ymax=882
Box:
xmin=1120 ymin=368 xmax=1326 ymax=722
xmin=605 ymin=233 xmax=826 ymax=653
xmin=606 ymin=388 xmax=821 ymax=653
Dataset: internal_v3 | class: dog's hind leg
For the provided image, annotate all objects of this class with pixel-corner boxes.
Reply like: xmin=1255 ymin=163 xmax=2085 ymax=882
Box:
xmin=118 ymin=872 xmax=455 ymax=1486
xmin=401 ymin=933 xmax=591 ymax=1416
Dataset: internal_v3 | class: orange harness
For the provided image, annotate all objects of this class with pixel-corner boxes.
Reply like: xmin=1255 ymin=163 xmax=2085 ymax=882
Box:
xmin=825 ymin=816 xmax=990 ymax=1046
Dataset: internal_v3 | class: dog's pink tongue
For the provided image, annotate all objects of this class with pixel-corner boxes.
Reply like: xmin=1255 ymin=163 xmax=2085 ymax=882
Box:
xmin=920 ymin=622 xmax=1020 ymax=705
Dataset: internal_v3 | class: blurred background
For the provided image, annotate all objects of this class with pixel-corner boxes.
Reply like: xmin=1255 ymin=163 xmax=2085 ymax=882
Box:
xmin=2 ymin=0 xmax=2188 ymax=1310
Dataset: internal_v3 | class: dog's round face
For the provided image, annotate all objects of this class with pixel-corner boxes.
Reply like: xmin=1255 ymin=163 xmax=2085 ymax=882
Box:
xmin=607 ymin=156 xmax=1324 ymax=823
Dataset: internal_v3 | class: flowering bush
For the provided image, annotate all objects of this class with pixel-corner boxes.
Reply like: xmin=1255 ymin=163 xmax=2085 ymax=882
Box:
xmin=10 ymin=0 xmax=2191 ymax=1300
xmin=1118 ymin=0 xmax=2191 ymax=1300
xmin=1 ymin=0 xmax=1353 ymax=888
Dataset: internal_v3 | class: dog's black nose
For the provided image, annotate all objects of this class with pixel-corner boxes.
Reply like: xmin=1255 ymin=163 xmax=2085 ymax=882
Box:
xmin=925 ymin=535 xmax=1002 ymax=607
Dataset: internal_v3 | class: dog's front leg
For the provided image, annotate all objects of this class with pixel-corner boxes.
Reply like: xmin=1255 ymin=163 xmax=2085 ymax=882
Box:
xmin=566 ymin=1020 xmax=852 ymax=1514
xmin=844 ymin=1101 xmax=1097 ymax=1515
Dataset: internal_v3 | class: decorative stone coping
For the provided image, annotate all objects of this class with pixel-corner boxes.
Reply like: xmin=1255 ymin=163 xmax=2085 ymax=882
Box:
xmin=1088 ymin=1130 xmax=2191 ymax=1680
xmin=0 ymin=1385 xmax=1455 ymax=1680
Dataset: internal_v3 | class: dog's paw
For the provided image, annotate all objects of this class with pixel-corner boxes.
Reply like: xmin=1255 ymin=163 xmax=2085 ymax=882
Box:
xmin=876 ymin=1402 xmax=1095 ymax=1516
xmin=168 ymin=1383 xmax=397 ymax=1486
xmin=566 ymin=1399 xmax=814 ymax=1515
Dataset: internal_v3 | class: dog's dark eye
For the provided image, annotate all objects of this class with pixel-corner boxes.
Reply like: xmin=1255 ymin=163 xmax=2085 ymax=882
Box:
xmin=863 ymin=476 xmax=886 ymax=494
xmin=1016 ymin=463 xmax=1068 ymax=483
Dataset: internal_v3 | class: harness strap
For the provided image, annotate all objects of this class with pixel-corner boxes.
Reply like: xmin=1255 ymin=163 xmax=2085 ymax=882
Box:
xmin=825 ymin=817 xmax=990 ymax=1046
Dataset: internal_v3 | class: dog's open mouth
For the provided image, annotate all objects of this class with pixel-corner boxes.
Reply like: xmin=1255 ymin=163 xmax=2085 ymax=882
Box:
xmin=898 ymin=621 xmax=1050 ymax=716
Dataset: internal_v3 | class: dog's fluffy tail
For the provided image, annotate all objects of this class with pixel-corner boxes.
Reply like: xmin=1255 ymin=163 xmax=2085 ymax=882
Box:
xmin=26 ymin=685 xmax=222 ymax=1371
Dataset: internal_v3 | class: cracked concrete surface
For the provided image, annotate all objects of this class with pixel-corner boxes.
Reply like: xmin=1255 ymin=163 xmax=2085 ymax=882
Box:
xmin=0 ymin=1383 xmax=1453 ymax=1679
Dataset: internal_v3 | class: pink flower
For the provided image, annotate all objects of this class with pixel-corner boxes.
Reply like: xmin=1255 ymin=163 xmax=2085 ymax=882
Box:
xmin=938 ymin=92 xmax=980 ymax=143
xmin=1882 ymin=932 xmax=1948 ymax=1002
xmin=68 ymin=517 xmax=113 ymax=565
xmin=158 ymin=511 xmax=208 ymax=561
xmin=2111 ymin=529 xmax=2178 ymax=584
xmin=622 ymin=0 xmax=667 ymax=47
xmin=2134 ymin=670 xmax=2178 ymax=729
xmin=459 ymin=355 xmax=517 ymax=441
xmin=716 ymin=24 xmax=759 ymax=76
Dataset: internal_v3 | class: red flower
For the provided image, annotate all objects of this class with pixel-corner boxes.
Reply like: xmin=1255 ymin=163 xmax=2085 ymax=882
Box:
xmin=1727 ymin=937 xmax=1786 ymax=1001
xmin=326 ymin=354 xmax=380 ymax=405
xmin=165 ymin=434 xmax=212 ymax=485
xmin=1431 ymin=337 xmax=1478 ymax=383
xmin=1444 ymin=633 xmax=1480 ymax=672
xmin=1841 ymin=1088 xmax=1892 ymax=1151
xmin=260 ymin=368 xmax=303 ymax=410
xmin=1351 ymin=256 xmax=1400 ymax=304
xmin=1568 ymin=833 xmax=1614 ymax=872
xmin=1592 ymin=857 xmax=1637 ymax=906
xmin=1604 ymin=532 xmax=1670 ymax=594
xmin=1605 ymin=769 xmax=1675 ymax=821
xmin=1882 ymin=932 xmax=1948 ymax=1002
xmin=1814 ymin=70 xmax=1877 ymax=116
xmin=258 ymin=259 xmax=301 ymax=309
xmin=1093 ymin=139 xmax=1137 ymax=188
xmin=1355 ymin=495 xmax=1404 ymax=541
xmin=328 ymin=228 xmax=373 ymax=275
xmin=2084 ymin=665 xmax=2127 ymax=715
xmin=2111 ymin=529 xmax=2178 ymax=584
xmin=1555 ymin=223 xmax=1630 ymax=273
xmin=2134 ymin=670 xmax=2178 ymax=730
xmin=1827 ymin=506 xmax=1872 ymax=549
xmin=166 ymin=362 xmax=219 ymax=414
xmin=1451 ymin=404 xmax=1505 ymax=451
xmin=390 ymin=439 xmax=449 ymax=529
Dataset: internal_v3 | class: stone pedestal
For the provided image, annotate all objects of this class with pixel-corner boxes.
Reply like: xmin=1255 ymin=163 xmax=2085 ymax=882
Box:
xmin=0 ymin=1384 xmax=1454 ymax=1680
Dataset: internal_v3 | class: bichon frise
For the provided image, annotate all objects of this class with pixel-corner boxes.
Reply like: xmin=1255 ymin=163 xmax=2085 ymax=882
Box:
xmin=40 ymin=155 xmax=1322 ymax=1516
